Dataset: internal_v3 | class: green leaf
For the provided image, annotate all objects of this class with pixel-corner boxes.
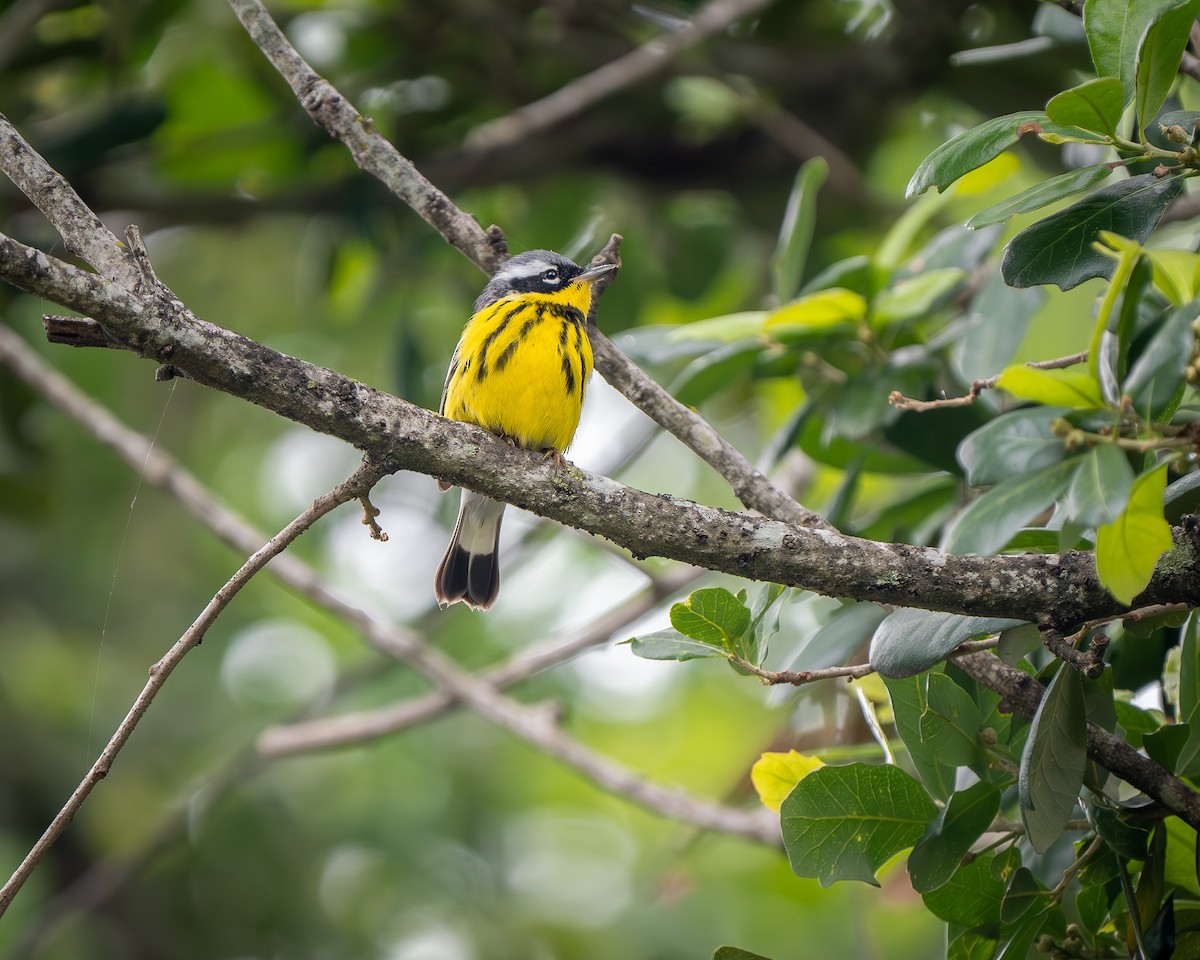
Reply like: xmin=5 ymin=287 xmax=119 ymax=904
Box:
xmin=1096 ymin=465 xmax=1173 ymax=604
xmin=1136 ymin=0 xmax=1200 ymax=127
xmin=951 ymin=270 xmax=1045 ymax=385
xmin=908 ymin=781 xmax=1001 ymax=893
xmin=1019 ymin=663 xmax=1089 ymax=853
xmin=780 ymin=763 xmax=936 ymax=886
xmin=1089 ymin=802 xmax=1153 ymax=859
xmin=872 ymin=268 xmax=966 ymax=327
xmin=1001 ymin=174 xmax=1184 ymax=290
xmin=1063 ymin=443 xmax=1135 ymax=528
xmin=1125 ymin=301 xmax=1200 ymax=420
xmin=670 ymin=340 xmax=762 ymax=406
xmin=1046 ymin=77 xmax=1125 ymax=137
xmin=713 ymin=948 xmax=774 ymax=960
xmin=996 ymin=366 xmax=1105 ymax=409
xmin=1001 ymin=866 xmax=1049 ymax=924
xmin=1172 ymin=614 xmax=1200 ymax=775
xmin=871 ymin=609 xmax=1025 ymax=678
xmin=1148 ymin=246 xmax=1200 ymax=304
xmin=947 ymin=930 xmax=999 ymax=960
xmin=906 ymin=111 xmax=1048 ymax=198
xmin=885 ymin=674 xmax=958 ymax=801
xmin=1084 ymin=0 xmax=1180 ymax=106
xmin=966 ymin=163 xmax=1114 ymax=228
xmin=766 ymin=288 xmax=866 ymax=337
xmin=770 ymin=157 xmax=827 ymax=303
xmin=918 ymin=673 xmax=985 ymax=765
xmin=626 ymin=629 xmax=725 ymax=661
xmin=957 ymin=407 xmax=1070 ymax=487
xmin=941 ymin=458 xmax=1079 ymax=556
xmin=922 ymin=851 xmax=1007 ymax=926
xmin=669 ymin=587 xmax=752 ymax=651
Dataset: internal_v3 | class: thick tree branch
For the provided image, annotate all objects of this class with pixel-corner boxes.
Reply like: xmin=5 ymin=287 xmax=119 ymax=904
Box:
xmin=222 ymin=0 xmax=818 ymax=528
xmin=3 ymin=254 xmax=1198 ymax=626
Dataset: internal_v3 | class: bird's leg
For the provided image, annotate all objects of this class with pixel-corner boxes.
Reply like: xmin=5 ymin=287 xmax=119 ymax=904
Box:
xmin=541 ymin=448 xmax=570 ymax=472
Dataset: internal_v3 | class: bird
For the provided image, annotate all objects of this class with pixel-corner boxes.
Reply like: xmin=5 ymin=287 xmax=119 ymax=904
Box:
xmin=434 ymin=249 xmax=617 ymax=610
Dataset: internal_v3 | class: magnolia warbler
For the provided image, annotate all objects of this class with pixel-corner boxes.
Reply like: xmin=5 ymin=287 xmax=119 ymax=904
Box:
xmin=435 ymin=250 xmax=617 ymax=610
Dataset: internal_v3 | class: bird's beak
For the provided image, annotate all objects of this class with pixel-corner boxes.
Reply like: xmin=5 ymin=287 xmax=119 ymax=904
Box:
xmin=573 ymin=262 xmax=619 ymax=285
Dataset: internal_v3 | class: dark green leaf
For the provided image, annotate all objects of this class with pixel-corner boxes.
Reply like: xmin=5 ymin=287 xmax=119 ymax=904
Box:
xmin=1001 ymin=174 xmax=1184 ymax=290
xmin=909 ymin=781 xmax=1001 ymax=893
xmin=781 ymin=601 xmax=888 ymax=672
xmin=1063 ymin=443 xmax=1135 ymax=528
xmin=995 ymin=910 xmax=1050 ymax=960
xmin=919 ymin=673 xmax=985 ymax=764
xmin=1083 ymin=0 xmax=1179 ymax=105
xmin=1019 ymin=664 xmax=1089 ymax=853
xmin=1144 ymin=719 xmax=1190 ymax=769
xmin=1181 ymin=611 xmax=1200 ymax=721
xmin=770 ymin=157 xmax=827 ymax=302
xmin=885 ymin=673 xmax=957 ymax=801
xmin=941 ymin=458 xmax=1079 ymax=556
xmin=947 ymin=930 xmax=998 ymax=960
xmin=1001 ymin=866 xmax=1048 ymax=924
xmin=1076 ymin=880 xmax=1114 ymax=934
xmin=997 ymin=622 xmax=1042 ymax=665
xmin=966 ymin=163 xmax=1114 ymax=229
xmin=871 ymin=609 xmax=1025 ymax=678
xmin=1115 ymin=699 xmax=1162 ymax=749
xmin=957 ymin=407 xmax=1070 ymax=487
xmin=922 ymin=851 xmax=1007 ymax=926
xmin=780 ymin=763 xmax=936 ymax=886
xmin=627 ymin=629 xmax=725 ymax=661
xmin=1089 ymin=802 xmax=1153 ymax=860
xmin=1125 ymin=301 xmax=1200 ymax=420
xmin=907 ymin=111 xmax=1048 ymax=197
xmin=951 ymin=270 xmax=1045 ymax=385
xmin=1136 ymin=0 xmax=1200 ymax=126
xmin=713 ymin=948 xmax=774 ymax=960
xmin=1046 ymin=77 xmax=1125 ymax=136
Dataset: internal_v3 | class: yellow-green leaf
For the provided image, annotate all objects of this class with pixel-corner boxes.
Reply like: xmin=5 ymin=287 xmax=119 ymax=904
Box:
xmin=996 ymin=365 xmax=1106 ymax=409
xmin=751 ymin=750 xmax=825 ymax=813
xmin=766 ymin=288 xmax=867 ymax=331
xmin=1148 ymin=249 xmax=1200 ymax=305
xmin=1096 ymin=465 xmax=1174 ymax=604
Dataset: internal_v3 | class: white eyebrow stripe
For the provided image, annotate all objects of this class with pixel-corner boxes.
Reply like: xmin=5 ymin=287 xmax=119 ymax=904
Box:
xmin=493 ymin=257 xmax=557 ymax=283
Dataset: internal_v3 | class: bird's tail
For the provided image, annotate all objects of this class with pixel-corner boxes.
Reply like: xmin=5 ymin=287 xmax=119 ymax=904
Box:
xmin=434 ymin=490 xmax=506 ymax=610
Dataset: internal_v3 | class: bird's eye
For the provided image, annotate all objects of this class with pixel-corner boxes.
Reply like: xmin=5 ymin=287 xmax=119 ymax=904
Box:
xmin=542 ymin=268 xmax=559 ymax=282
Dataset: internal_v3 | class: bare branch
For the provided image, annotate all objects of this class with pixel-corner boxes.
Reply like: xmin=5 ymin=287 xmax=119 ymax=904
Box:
xmin=225 ymin=0 xmax=507 ymax=273
xmin=0 ymin=457 xmax=388 ymax=919
xmin=0 ymin=114 xmax=142 ymax=288
xmin=464 ymin=0 xmax=777 ymax=153
xmin=259 ymin=566 xmax=701 ymax=756
xmin=891 ymin=351 xmax=1090 ymax=412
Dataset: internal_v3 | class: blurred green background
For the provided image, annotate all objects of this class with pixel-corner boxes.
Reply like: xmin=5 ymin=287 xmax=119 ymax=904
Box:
xmin=0 ymin=1 xmax=1114 ymax=957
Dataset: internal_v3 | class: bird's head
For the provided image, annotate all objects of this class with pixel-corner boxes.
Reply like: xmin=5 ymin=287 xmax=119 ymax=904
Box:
xmin=475 ymin=250 xmax=618 ymax=312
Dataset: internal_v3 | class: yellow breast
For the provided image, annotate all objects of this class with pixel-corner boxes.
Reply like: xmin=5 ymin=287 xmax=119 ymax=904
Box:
xmin=442 ymin=288 xmax=595 ymax=452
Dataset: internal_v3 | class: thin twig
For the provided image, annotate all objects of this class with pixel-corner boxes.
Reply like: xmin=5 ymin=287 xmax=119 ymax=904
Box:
xmin=890 ymin=350 xmax=1090 ymax=412
xmin=463 ymin=0 xmax=777 ymax=153
xmin=258 ymin=565 xmax=701 ymax=756
xmin=0 ymin=457 xmax=387 ymax=919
